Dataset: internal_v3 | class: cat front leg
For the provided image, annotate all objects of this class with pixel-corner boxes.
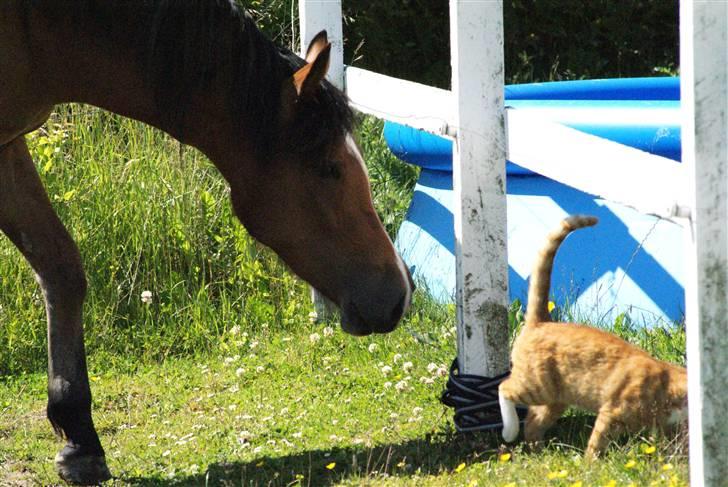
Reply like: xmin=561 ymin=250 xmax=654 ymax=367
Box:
xmin=585 ymin=407 xmax=624 ymax=458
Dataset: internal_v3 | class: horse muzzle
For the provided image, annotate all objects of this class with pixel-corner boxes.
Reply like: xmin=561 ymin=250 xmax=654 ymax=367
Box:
xmin=339 ymin=261 xmax=414 ymax=336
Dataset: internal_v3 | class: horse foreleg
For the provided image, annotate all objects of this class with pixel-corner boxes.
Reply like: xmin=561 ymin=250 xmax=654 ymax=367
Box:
xmin=0 ymin=138 xmax=111 ymax=484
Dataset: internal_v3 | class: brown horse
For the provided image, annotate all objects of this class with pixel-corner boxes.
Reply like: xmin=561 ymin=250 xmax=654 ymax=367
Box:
xmin=0 ymin=1 xmax=413 ymax=483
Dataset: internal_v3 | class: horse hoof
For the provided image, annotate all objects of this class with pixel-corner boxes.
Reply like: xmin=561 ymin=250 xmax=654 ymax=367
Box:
xmin=55 ymin=447 xmax=111 ymax=485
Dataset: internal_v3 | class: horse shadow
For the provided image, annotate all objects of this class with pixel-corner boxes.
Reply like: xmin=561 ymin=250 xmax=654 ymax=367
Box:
xmin=121 ymin=414 xmax=598 ymax=486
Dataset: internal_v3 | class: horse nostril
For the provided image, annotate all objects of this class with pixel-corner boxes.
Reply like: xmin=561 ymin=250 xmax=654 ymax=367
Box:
xmin=390 ymin=292 xmax=407 ymax=323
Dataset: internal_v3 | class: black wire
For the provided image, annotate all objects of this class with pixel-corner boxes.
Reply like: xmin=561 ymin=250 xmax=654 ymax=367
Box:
xmin=440 ymin=358 xmax=528 ymax=433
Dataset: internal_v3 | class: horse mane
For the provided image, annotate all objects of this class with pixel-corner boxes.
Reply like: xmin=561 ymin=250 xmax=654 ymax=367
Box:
xmin=144 ymin=0 xmax=354 ymax=158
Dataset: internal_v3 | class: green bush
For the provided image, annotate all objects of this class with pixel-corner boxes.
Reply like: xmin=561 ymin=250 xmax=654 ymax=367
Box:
xmin=247 ymin=0 xmax=678 ymax=87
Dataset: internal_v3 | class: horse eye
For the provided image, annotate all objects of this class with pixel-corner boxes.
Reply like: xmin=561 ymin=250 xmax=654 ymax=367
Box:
xmin=318 ymin=160 xmax=341 ymax=179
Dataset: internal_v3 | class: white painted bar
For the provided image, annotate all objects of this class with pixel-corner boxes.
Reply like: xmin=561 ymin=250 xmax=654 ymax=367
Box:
xmin=345 ymin=67 xmax=455 ymax=137
xmin=299 ymin=0 xmax=344 ymax=318
xmin=506 ymin=108 xmax=688 ymax=220
xmin=450 ymin=0 xmax=510 ymax=377
xmin=681 ymin=1 xmax=728 ymax=485
xmin=298 ymin=0 xmax=344 ymax=87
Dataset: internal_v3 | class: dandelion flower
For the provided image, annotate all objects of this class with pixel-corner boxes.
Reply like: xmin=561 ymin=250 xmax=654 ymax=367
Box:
xmin=141 ymin=290 xmax=153 ymax=304
xmin=326 ymin=462 xmax=336 ymax=470
xmin=642 ymin=444 xmax=657 ymax=455
xmin=499 ymin=452 xmax=511 ymax=463
xmin=455 ymin=462 xmax=466 ymax=473
xmin=548 ymin=301 xmax=556 ymax=312
xmin=624 ymin=459 xmax=637 ymax=469
xmin=570 ymin=482 xmax=583 ymax=487
xmin=662 ymin=463 xmax=674 ymax=471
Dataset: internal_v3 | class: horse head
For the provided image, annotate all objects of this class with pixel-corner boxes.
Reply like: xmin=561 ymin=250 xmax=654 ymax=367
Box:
xmin=230 ymin=32 xmax=414 ymax=336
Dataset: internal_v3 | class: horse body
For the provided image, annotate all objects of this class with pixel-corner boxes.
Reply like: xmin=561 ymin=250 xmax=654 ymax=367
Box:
xmin=0 ymin=1 xmax=413 ymax=483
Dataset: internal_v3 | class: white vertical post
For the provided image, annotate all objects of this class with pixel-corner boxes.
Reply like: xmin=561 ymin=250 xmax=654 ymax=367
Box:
xmin=298 ymin=0 xmax=344 ymax=88
xmin=299 ymin=0 xmax=345 ymax=319
xmin=681 ymin=1 xmax=728 ymax=485
xmin=450 ymin=0 xmax=509 ymax=377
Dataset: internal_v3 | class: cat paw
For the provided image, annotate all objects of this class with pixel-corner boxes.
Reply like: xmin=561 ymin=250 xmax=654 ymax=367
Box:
xmin=502 ymin=424 xmax=519 ymax=443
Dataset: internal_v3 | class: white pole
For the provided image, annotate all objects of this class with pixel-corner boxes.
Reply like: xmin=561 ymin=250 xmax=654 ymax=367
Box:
xmin=298 ymin=0 xmax=344 ymax=87
xmin=681 ymin=1 xmax=728 ymax=485
xmin=299 ymin=0 xmax=345 ymax=319
xmin=450 ymin=0 xmax=509 ymax=377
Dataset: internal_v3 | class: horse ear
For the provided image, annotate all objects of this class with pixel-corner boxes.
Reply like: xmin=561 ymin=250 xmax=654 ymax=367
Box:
xmin=305 ymin=30 xmax=329 ymax=64
xmin=292 ymin=42 xmax=331 ymax=98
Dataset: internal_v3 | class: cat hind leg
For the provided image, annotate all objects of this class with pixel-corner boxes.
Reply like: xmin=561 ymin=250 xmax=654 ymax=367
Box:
xmin=498 ymin=381 xmax=521 ymax=442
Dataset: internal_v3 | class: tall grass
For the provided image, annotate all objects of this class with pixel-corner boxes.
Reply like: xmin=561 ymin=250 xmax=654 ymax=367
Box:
xmin=0 ymin=108 xmax=416 ymax=375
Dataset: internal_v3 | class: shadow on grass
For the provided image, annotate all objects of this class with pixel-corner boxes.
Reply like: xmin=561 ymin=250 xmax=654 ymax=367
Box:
xmin=122 ymin=415 xmax=596 ymax=486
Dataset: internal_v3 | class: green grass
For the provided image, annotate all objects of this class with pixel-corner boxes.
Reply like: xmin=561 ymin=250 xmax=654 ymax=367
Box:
xmin=0 ymin=106 xmax=688 ymax=485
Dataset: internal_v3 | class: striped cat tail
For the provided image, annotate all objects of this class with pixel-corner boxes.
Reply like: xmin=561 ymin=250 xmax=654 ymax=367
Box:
xmin=525 ymin=215 xmax=598 ymax=326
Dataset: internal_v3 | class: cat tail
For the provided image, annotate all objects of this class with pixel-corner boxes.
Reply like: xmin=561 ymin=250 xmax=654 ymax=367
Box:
xmin=525 ymin=215 xmax=598 ymax=326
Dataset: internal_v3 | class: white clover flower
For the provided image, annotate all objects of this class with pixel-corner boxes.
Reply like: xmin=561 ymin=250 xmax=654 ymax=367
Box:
xmin=402 ymin=361 xmax=414 ymax=372
xmin=323 ymin=326 xmax=334 ymax=337
xmin=249 ymin=340 xmax=259 ymax=349
xmin=141 ymin=290 xmax=153 ymax=304
xmin=395 ymin=380 xmax=409 ymax=392
xmin=381 ymin=365 xmax=393 ymax=376
xmin=256 ymin=365 xmax=265 ymax=373
xmin=419 ymin=376 xmax=435 ymax=385
xmin=436 ymin=366 xmax=448 ymax=377
xmin=393 ymin=353 xmax=403 ymax=363
xmin=368 ymin=343 xmax=378 ymax=353
xmin=292 ymin=431 xmax=303 ymax=439
xmin=224 ymin=356 xmax=236 ymax=365
xmin=389 ymin=412 xmax=399 ymax=419
xmin=162 ymin=450 xmax=171 ymax=457
xmin=412 ymin=406 xmax=424 ymax=415
xmin=235 ymin=367 xmax=246 ymax=377
xmin=309 ymin=333 xmax=321 ymax=344
xmin=383 ymin=381 xmax=392 ymax=389
xmin=308 ymin=311 xmax=318 ymax=323
xmin=427 ymin=362 xmax=438 ymax=373
xmin=229 ymin=325 xmax=241 ymax=336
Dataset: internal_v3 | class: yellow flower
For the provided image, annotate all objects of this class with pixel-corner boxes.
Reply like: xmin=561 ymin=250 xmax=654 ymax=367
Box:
xmin=499 ymin=453 xmax=512 ymax=463
xmin=642 ymin=444 xmax=657 ymax=455
xmin=624 ymin=459 xmax=637 ymax=469
xmin=396 ymin=460 xmax=406 ymax=468
xmin=295 ymin=474 xmax=304 ymax=480
xmin=603 ymin=481 xmax=617 ymax=487
xmin=455 ymin=462 xmax=466 ymax=473
xmin=547 ymin=470 xmax=568 ymax=480
xmin=502 ymin=483 xmax=517 ymax=487
xmin=548 ymin=301 xmax=556 ymax=312
xmin=570 ymin=482 xmax=583 ymax=487
xmin=255 ymin=461 xmax=264 ymax=467
xmin=662 ymin=463 xmax=674 ymax=471
xmin=325 ymin=462 xmax=336 ymax=470
xmin=467 ymin=481 xmax=478 ymax=487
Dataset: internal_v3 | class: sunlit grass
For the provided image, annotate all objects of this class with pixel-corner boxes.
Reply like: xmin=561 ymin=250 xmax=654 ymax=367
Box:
xmin=0 ymin=107 xmax=688 ymax=485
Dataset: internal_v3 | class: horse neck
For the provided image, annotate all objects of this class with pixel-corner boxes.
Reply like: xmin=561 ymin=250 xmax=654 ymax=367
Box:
xmin=24 ymin=0 xmax=269 ymax=167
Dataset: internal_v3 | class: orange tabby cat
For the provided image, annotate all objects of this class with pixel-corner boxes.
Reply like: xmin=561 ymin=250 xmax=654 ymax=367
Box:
xmin=498 ymin=215 xmax=687 ymax=457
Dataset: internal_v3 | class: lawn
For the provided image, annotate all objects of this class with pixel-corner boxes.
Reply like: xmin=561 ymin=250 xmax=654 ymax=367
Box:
xmin=0 ymin=107 xmax=688 ymax=486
